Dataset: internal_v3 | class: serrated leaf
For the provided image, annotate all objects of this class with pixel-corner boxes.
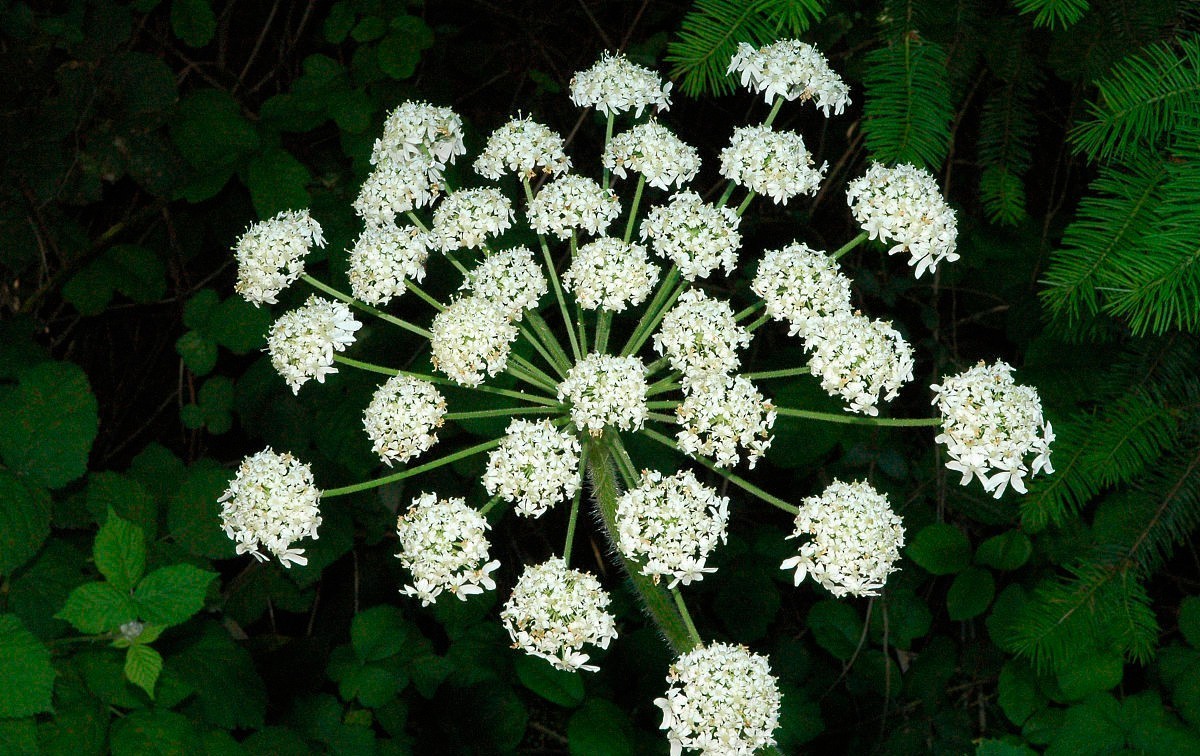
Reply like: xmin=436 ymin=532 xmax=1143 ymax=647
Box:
xmin=976 ymin=530 xmax=1033 ymax=571
xmin=0 ymin=471 xmax=51 ymax=576
xmin=377 ymin=28 xmax=427 ymax=80
xmin=57 ymin=582 xmax=137 ymax=633
xmin=947 ymin=567 xmax=996 ymax=621
xmin=124 ymin=644 xmax=163 ymax=699
xmin=513 ymin=654 xmax=585 ymax=708
xmin=182 ymin=289 xmax=219 ymax=331
xmin=0 ymin=615 xmax=54 ymax=717
xmin=94 ymin=509 xmax=146 ymax=593
xmin=109 ymin=709 xmax=197 ymax=755
xmin=247 ymin=148 xmax=311 ymax=218
xmin=323 ymin=2 xmax=355 ymax=44
xmin=807 ymin=600 xmax=862 ymax=660
xmin=170 ymin=0 xmax=215 ymax=48
xmin=0 ymin=361 xmax=99 ymax=489
xmin=906 ymin=523 xmax=971 ymax=575
xmin=133 ymin=565 xmax=216 ymax=626
xmin=86 ymin=473 xmax=157 ymax=542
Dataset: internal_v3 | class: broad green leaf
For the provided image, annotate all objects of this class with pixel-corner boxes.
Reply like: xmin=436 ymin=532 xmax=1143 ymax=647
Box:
xmin=1045 ymin=693 xmax=1124 ymax=756
xmin=713 ymin=561 xmax=781 ymax=642
xmin=247 ymin=148 xmax=311 ymax=218
xmin=947 ymin=567 xmax=996 ymax=621
xmin=171 ymin=627 xmax=267 ymax=729
xmin=35 ymin=672 xmax=107 ymax=753
xmin=870 ymin=587 xmax=932 ymax=650
xmin=807 ymin=600 xmax=862 ymax=660
xmin=57 ymin=582 xmax=137 ymax=633
xmin=129 ymin=443 xmax=188 ymax=504
xmin=133 ymin=564 xmax=216 ymax=626
xmin=86 ymin=472 xmax=157 ymax=541
xmin=513 ymin=654 xmax=585 ymax=708
xmin=0 ymin=472 xmax=51 ymax=576
xmin=0 ymin=361 xmax=99 ymax=488
xmin=1180 ymin=596 xmax=1200 ymax=648
xmin=1057 ymin=649 xmax=1123 ymax=700
xmin=167 ymin=462 xmax=234 ymax=559
xmin=906 ymin=523 xmax=971 ymax=575
xmin=328 ymin=646 xmax=404 ymax=709
xmin=977 ymin=740 xmax=1037 ymax=756
xmin=8 ymin=540 xmax=89 ymax=639
xmin=999 ymin=660 xmax=1044 ymax=726
xmin=170 ymin=0 xmax=215 ymax=48
xmin=124 ymin=644 xmax=163 ymax=699
xmin=975 ymin=530 xmax=1033 ymax=571
xmin=0 ymin=615 xmax=54 ymax=717
xmin=109 ymin=709 xmax=197 ymax=755
xmin=170 ymin=89 xmax=259 ymax=171
xmin=182 ymin=288 xmax=220 ymax=331
xmin=323 ymin=2 xmax=355 ymax=43
xmin=376 ymin=22 xmax=431 ymax=81
xmin=175 ymin=330 xmax=217 ymax=376
xmin=207 ymin=295 xmax=272 ymax=354
xmin=567 ymin=699 xmax=635 ymax=756
xmin=351 ymin=605 xmax=411 ymax=663
xmin=94 ymin=509 xmax=146 ymax=593
xmin=0 ymin=718 xmax=38 ymax=754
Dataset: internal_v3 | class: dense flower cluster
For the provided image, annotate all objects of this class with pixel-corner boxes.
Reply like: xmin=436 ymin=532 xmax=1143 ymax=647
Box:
xmin=526 ymin=174 xmax=621 ymax=239
xmin=483 ymin=419 xmax=582 ymax=517
xmin=372 ymin=101 xmax=466 ymax=170
xmin=847 ymin=162 xmax=959 ymax=278
xmin=501 ymin=558 xmax=618 ymax=672
xmin=562 ymin=237 xmax=659 ymax=312
xmin=655 ymin=643 xmax=782 ymax=756
xmin=616 ymin=469 xmax=730 ymax=588
xmin=353 ymin=160 xmax=441 ymax=227
xmin=363 ymin=375 xmax=446 ymax=466
xmin=728 ymin=39 xmax=851 ymax=115
xmin=569 ymin=52 xmax=672 ymax=117
xmin=430 ymin=187 xmax=514 ymax=252
xmin=653 ymin=290 xmax=749 ymax=378
xmin=267 ymin=295 xmax=362 ymax=394
xmin=462 ymin=246 xmax=548 ymax=321
xmin=932 ymin=361 xmax=1055 ymax=497
xmin=603 ymin=121 xmax=701 ymax=190
xmin=752 ymin=242 xmax=853 ymax=339
xmin=640 ymin=191 xmax=741 ymax=280
xmin=430 ymin=296 xmax=519 ymax=386
xmin=557 ymin=354 xmax=649 ymax=435
xmin=474 ymin=116 xmax=571 ymax=180
xmin=234 ymin=209 xmax=325 ymax=306
xmin=219 ymin=448 xmax=322 ymax=568
xmin=394 ymin=493 xmax=500 ymax=606
xmin=720 ymin=125 xmax=826 ymax=204
xmin=676 ymin=374 xmax=775 ymax=469
xmin=347 ymin=224 xmax=429 ymax=305
xmin=780 ymin=479 xmax=905 ymax=597
xmin=803 ymin=312 xmax=914 ymax=415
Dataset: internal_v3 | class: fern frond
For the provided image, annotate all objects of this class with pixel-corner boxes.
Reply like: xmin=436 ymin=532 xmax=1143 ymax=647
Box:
xmin=1070 ymin=34 xmax=1200 ymax=162
xmin=1021 ymin=413 xmax=1100 ymax=530
xmin=979 ymin=167 xmax=1028 ymax=225
xmin=1012 ymin=0 xmax=1091 ymax=30
xmin=861 ymin=33 xmax=954 ymax=168
xmin=1116 ymin=447 xmax=1200 ymax=576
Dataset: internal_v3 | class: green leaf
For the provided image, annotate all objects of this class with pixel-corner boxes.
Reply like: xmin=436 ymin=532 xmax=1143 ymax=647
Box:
xmin=86 ymin=472 xmax=157 ymax=542
xmin=977 ymin=740 xmax=1038 ymax=756
xmin=947 ymin=567 xmax=996 ymax=621
xmin=1056 ymin=648 xmax=1123 ymax=700
xmin=170 ymin=89 xmax=259 ymax=172
xmin=124 ymin=644 xmax=163 ymax=699
xmin=862 ymin=35 xmax=954 ymax=168
xmin=567 ymin=698 xmax=635 ymax=756
xmin=323 ymin=2 xmax=355 ymax=43
xmin=1012 ymin=0 xmax=1090 ymax=29
xmin=1180 ymin=596 xmax=1200 ymax=648
xmin=0 ymin=361 xmax=99 ymax=489
xmin=1045 ymin=693 xmax=1124 ymax=756
xmin=976 ymin=530 xmax=1033 ymax=571
xmin=998 ymin=659 xmax=1044 ymax=727
xmin=247 ymin=148 xmax=311 ymax=219
xmin=0 ymin=615 xmax=54 ymax=717
xmin=175 ymin=331 xmax=218 ymax=376
xmin=170 ymin=0 xmax=215 ymax=48
xmin=807 ymin=600 xmax=862 ymax=660
xmin=171 ymin=626 xmax=267 ymax=729
xmin=906 ymin=523 xmax=971 ymax=575
xmin=351 ymin=605 xmax=413 ymax=663
xmin=0 ymin=472 xmax=51 ymax=576
xmin=57 ymin=582 xmax=136 ymax=633
xmin=94 ymin=509 xmax=146 ymax=593
xmin=0 ymin=718 xmax=37 ymax=754
xmin=376 ymin=19 xmax=433 ymax=80
xmin=167 ymin=462 xmax=235 ymax=559
xmin=133 ymin=565 xmax=216 ymax=626
xmin=207 ymin=295 xmax=272 ymax=354
xmin=109 ymin=709 xmax=197 ymax=755
xmin=513 ymin=654 xmax=585 ymax=708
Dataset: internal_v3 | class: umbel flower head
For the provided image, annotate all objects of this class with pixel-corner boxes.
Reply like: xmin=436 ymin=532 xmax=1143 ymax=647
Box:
xmin=501 ymin=558 xmax=618 ymax=672
xmin=932 ymin=360 xmax=1054 ymax=498
xmin=462 ymin=245 xmax=549 ymax=321
xmin=526 ymin=174 xmax=621 ymax=239
xmin=483 ymin=419 xmax=582 ymax=518
xmin=720 ymin=124 xmax=827 ymax=205
xmin=363 ymin=375 xmax=446 ymax=466
xmin=395 ymin=493 xmax=501 ymax=606
xmin=728 ymin=39 xmax=852 ymax=115
xmin=219 ymin=448 xmax=322 ymax=568
xmin=557 ymin=354 xmax=649 ymax=435
xmin=371 ymin=100 xmax=466 ymax=170
xmin=752 ymin=242 xmax=854 ymax=340
xmin=430 ymin=187 xmax=514 ymax=252
xmin=653 ymin=289 xmax=750 ymax=379
xmin=267 ymin=295 xmax=362 ymax=394
xmin=430 ymin=296 xmax=519 ymax=386
xmin=803 ymin=312 xmax=915 ymax=416
xmin=675 ymin=374 xmax=775 ymax=469
xmin=603 ymin=120 xmax=701 ymax=190
xmin=353 ymin=159 xmax=442 ymax=227
xmin=569 ymin=51 xmax=672 ymax=117
xmin=640 ymin=191 xmax=741 ymax=281
xmin=562 ymin=237 xmax=659 ymax=312
xmin=780 ymin=479 xmax=905 ymax=597
xmin=347 ymin=223 xmax=429 ymax=306
xmin=655 ymin=643 xmax=782 ymax=756
xmin=233 ymin=209 xmax=325 ymax=306
xmin=474 ymin=116 xmax=571 ymax=180
xmin=847 ymin=162 xmax=959 ymax=278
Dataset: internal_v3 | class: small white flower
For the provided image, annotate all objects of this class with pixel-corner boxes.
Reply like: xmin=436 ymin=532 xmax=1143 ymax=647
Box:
xmin=640 ymin=191 xmax=741 ymax=281
xmin=562 ymin=237 xmax=659 ymax=312
xmin=603 ymin=121 xmax=700 ymax=190
xmin=353 ymin=158 xmax=442 ymax=227
xmin=267 ymin=295 xmax=362 ymax=394
xmin=728 ymin=39 xmax=851 ymax=115
xmin=219 ymin=448 xmax=322 ymax=568
xmin=780 ymin=479 xmax=905 ymax=597
xmin=430 ymin=296 xmax=519 ymax=386
xmin=395 ymin=492 xmax=500 ymax=606
xmin=430 ymin=187 xmax=515 ymax=252
xmin=676 ymin=374 xmax=775 ymax=469
xmin=474 ymin=116 xmax=571 ymax=180
xmin=615 ymin=469 xmax=730 ymax=589
xmin=483 ymin=419 xmax=582 ymax=518
xmin=526 ymin=174 xmax=621 ymax=239
xmin=233 ymin=209 xmax=325 ymax=306
xmin=719 ymin=124 xmax=827 ymax=204
xmin=931 ymin=361 xmax=1053 ymax=498
xmin=363 ymin=375 xmax=447 ymax=466
xmin=461 ymin=245 xmax=548 ymax=321
xmin=653 ymin=289 xmax=750 ymax=379
xmin=557 ymin=354 xmax=649 ymax=436
xmin=501 ymin=558 xmax=618 ymax=672
xmin=752 ymin=242 xmax=854 ymax=339
xmin=847 ymin=162 xmax=959 ymax=278
xmin=347 ymin=224 xmax=429 ymax=306
xmin=372 ymin=101 xmax=466 ymax=170
xmin=654 ymin=643 xmax=781 ymax=756
xmin=569 ymin=52 xmax=672 ymax=117
xmin=803 ymin=312 xmax=914 ymax=415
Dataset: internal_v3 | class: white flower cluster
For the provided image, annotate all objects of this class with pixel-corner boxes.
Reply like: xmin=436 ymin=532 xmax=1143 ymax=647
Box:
xmin=780 ymin=479 xmax=905 ymax=597
xmin=728 ymin=40 xmax=852 ymax=116
xmin=363 ymin=375 xmax=446 ymax=466
xmin=430 ymin=296 xmax=519 ymax=386
xmin=803 ymin=313 xmax=914 ymax=415
xmin=569 ymin=52 xmax=672 ymax=117
xmin=347 ymin=224 xmax=429 ymax=305
xmin=603 ymin=121 xmax=701 ymax=190
xmin=932 ymin=361 xmax=1054 ymax=498
xmin=720 ymin=125 xmax=826 ymax=204
xmin=847 ymin=162 xmax=959 ymax=278
xmin=562 ymin=237 xmax=659 ymax=312
xmin=483 ymin=419 xmax=582 ymax=518
xmin=655 ymin=643 xmax=781 ymax=756
xmin=653 ymin=290 xmax=750 ymax=378
xmin=640 ymin=191 xmax=741 ymax=281
xmin=234 ymin=209 xmax=325 ymax=306
xmin=526 ymin=174 xmax=620 ymax=239
xmin=462 ymin=246 xmax=548 ymax=321
xmin=557 ymin=354 xmax=649 ymax=436
xmin=219 ymin=448 xmax=322 ymax=568
xmin=474 ymin=116 xmax=572 ymax=180
xmin=676 ymin=374 xmax=775 ymax=469
xmin=752 ymin=242 xmax=853 ymax=340
xmin=267 ymin=295 xmax=362 ymax=394
xmin=616 ymin=469 xmax=730 ymax=588
xmin=500 ymin=558 xmax=618 ymax=672
xmin=394 ymin=493 xmax=501 ymax=606
xmin=430 ymin=187 xmax=514 ymax=252
xmin=353 ymin=160 xmax=441 ymax=227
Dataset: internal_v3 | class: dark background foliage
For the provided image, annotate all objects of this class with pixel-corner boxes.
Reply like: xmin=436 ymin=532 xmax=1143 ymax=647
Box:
xmin=2 ymin=0 xmax=1199 ymax=754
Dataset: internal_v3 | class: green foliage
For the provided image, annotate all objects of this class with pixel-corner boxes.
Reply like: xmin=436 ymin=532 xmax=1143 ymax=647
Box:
xmin=861 ymin=33 xmax=954 ymax=169
xmin=906 ymin=523 xmax=971 ymax=575
xmin=0 ymin=615 xmax=55 ymax=717
xmin=1012 ymin=0 xmax=1091 ymax=29
xmin=0 ymin=362 xmax=99 ymax=489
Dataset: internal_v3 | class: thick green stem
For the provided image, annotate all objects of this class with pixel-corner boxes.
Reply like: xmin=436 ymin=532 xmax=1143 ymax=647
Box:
xmin=333 ymin=355 xmax=560 ymax=406
xmin=735 ymin=300 xmax=765 ymax=321
xmin=302 ymin=275 xmax=432 ymax=339
xmin=623 ymin=174 xmax=645 ymax=244
xmin=479 ymin=495 xmax=503 ymax=517
xmin=517 ymin=322 xmax=569 ymax=379
xmin=506 ymin=359 xmax=558 ymax=394
xmin=745 ymin=366 xmax=810 ymax=381
xmin=444 ymin=406 xmax=562 ymax=421
xmin=763 ymin=94 xmax=785 ymax=127
xmin=832 ymin=231 xmax=869 ymax=260
xmin=525 ymin=310 xmax=574 ymax=376
xmin=323 ymin=437 xmax=504 ymax=498
xmin=672 ymin=589 xmax=703 ymax=647
xmin=562 ymin=446 xmax=589 ymax=565
xmin=594 ymin=310 xmax=612 ymax=353
xmin=717 ymin=181 xmax=737 ymax=207
xmin=404 ymin=279 xmax=445 ymax=311
xmin=621 ymin=266 xmax=680 ymax=357
xmin=735 ymin=191 xmax=757 ymax=217
xmin=602 ymin=112 xmax=615 ymax=189
xmin=775 ymin=407 xmax=943 ymax=427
